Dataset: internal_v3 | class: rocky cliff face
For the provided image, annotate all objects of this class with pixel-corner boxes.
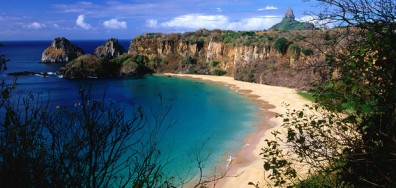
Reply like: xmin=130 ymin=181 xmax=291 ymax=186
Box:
xmin=41 ymin=37 xmax=85 ymax=63
xmin=129 ymin=33 xmax=270 ymax=75
xmin=129 ymin=30 xmax=324 ymax=90
xmin=94 ymin=38 xmax=126 ymax=59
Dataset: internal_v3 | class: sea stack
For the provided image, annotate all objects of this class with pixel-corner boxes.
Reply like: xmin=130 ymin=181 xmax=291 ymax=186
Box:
xmin=41 ymin=37 xmax=85 ymax=63
xmin=94 ymin=38 xmax=126 ymax=59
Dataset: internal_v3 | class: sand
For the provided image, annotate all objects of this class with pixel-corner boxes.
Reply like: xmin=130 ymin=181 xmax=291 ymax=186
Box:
xmin=163 ymin=73 xmax=312 ymax=188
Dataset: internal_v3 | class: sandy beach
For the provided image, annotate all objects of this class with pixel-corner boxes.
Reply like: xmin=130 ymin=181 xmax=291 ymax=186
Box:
xmin=164 ymin=73 xmax=311 ymax=188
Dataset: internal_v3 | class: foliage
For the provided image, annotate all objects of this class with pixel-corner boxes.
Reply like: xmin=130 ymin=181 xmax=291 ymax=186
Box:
xmin=288 ymin=44 xmax=301 ymax=59
xmin=261 ymin=104 xmax=361 ymax=187
xmin=0 ymin=87 xmax=175 ymax=187
xmin=211 ymin=60 xmax=220 ymax=67
xmin=297 ymin=91 xmax=314 ymax=102
xmin=112 ymin=53 xmax=132 ymax=65
xmin=301 ymin=48 xmax=313 ymax=56
xmin=269 ymin=18 xmax=315 ymax=31
xmin=212 ymin=69 xmax=226 ymax=76
xmin=261 ymin=0 xmax=396 ymax=187
xmin=273 ymin=37 xmax=289 ymax=54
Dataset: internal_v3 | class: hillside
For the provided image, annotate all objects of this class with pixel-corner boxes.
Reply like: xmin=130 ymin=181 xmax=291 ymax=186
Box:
xmin=269 ymin=8 xmax=315 ymax=31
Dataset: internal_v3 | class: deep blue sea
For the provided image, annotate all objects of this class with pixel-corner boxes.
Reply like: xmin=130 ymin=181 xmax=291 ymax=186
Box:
xmin=0 ymin=40 xmax=260 ymax=180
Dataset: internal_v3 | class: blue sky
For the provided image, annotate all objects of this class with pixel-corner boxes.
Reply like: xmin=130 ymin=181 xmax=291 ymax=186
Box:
xmin=0 ymin=0 xmax=319 ymax=41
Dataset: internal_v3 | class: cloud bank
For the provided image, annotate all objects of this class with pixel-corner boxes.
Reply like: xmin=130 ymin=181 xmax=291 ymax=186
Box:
xmin=153 ymin=14 xmax=281 ymax=31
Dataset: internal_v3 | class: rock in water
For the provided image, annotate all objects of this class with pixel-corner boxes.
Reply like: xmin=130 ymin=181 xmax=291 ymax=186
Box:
xmin=41 ymin=37 xmax=85 ymax=63
xmin=94 ymin=38 xmax=126 ymax=59
xmin=284 ymin=7 xmax=295 ymax=19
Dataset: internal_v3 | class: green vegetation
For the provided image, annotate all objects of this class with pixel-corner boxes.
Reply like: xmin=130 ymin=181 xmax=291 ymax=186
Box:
xmin=297 ymin=91 xmax=314 ymax=102
xmin=211 ymin=60 xmax=220 ymax=67
xmin=213 ymin=69 xmax=226 ymax=76
xmin=273 ymin=37 xmax=289 ymax=54
xmin=301 ymin=48 xmax=313 ymax=56
xmin=270 ymin=18 xmax=315 ymax=31
xmin=260 ymin=0 xmax=396 ymax=187
xmin=288 ymin=44 xmax=301 ymax=59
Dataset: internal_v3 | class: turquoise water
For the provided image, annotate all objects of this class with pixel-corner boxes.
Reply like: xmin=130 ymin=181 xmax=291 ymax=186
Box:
xmin=0 ymin=41 xmax=260 ymax=180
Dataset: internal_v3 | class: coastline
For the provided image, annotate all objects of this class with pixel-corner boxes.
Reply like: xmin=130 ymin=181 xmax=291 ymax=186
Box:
xmin=163 ymin=73 xmax=311 ymax=187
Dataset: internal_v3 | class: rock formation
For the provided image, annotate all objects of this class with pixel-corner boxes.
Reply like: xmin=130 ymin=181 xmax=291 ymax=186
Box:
xmin=94 ymin=38 xmax=126 ymax=59
xmin=128 ymin=30 xmax=324 ymax=90
xmin=269 ymin=8 xmax=315 ymax=31
xmin=41 ymin=37 xmax=84 ymax=63
xmin=284 ymin=7 xmax=295 ymax=19
xmin=57 ymin=55 xmax=120 ymax=79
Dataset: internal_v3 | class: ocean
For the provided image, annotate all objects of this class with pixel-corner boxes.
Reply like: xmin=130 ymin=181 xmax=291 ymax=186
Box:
xmin=0 ymin=40 xmax=260 ymax=182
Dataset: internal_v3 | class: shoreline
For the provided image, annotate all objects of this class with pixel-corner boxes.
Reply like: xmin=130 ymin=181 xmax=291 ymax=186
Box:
xmin=163 ymin=73 xmax=311 ymax=187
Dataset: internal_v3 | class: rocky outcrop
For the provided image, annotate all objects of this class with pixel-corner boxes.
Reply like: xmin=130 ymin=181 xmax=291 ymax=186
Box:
xmin=270 ymin=8 xmax=315 ymax=31
xmin=284 ymin=7 xmax=295 ymax=19
xmin=94 ymin=38 xmax=126 ymax=59
xmin=41 ymin=37 xmax=84 ymax=63
xmin=57 ymin=55 xmax=120 ymax=79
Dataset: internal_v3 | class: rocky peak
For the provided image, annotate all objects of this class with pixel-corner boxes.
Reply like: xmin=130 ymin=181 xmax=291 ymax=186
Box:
xmin=94 ymin=38 xmax=126 ymax=59
xmin=41 ymin=37 xmax=85 ymax=63
xmin=284 ymin=8 xmax=295 ymax=19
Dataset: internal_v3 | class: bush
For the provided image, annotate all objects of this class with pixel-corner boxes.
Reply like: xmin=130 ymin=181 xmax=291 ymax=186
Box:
xmin=288 ymin=44 xmax=301 ymax=59
xmin=273 ymin=37 xmax=289 ymax=54
xmin=211 ymin=60 xmax=220 ymax=67
xmin=302 ymin=48 xmax=314 ymax=56
xmin=213 ymin=69 xmax=226 ymax=76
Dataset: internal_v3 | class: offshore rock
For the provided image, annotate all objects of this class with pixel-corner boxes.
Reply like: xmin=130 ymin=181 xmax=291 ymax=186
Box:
xmin=57 ymin=55 xmax=120 ymax=79
xmin=41 ymin=37 xmax=85 ymax=63
xmin=94 ymin=38 xmax=126 ymax=59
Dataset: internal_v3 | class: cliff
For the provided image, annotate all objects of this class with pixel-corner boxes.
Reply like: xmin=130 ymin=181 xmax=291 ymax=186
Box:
xmin=41 ymin=37 xmax=85 ymax=63
xmin=94 ymin=38 xmax=126 ymax=59
xmin=129 ymin=30 xmax=326 ymax=90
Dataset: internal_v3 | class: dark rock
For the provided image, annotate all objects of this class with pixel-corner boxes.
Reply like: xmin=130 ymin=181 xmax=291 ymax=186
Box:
xmin=284 ymin=8 xmax=295 ymax=19
xmin=7 ymin=71 xmax=54 ymax=77
xmin=41 ymin=37 xmax=85 ymax=63
xmin=94 ymin=38 xmax=126 ymax=59
xmin=57 ymin=55 xmax=120 ymax=79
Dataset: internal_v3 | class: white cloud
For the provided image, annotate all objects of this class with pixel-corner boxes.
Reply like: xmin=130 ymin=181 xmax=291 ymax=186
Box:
xmin=103 ymin=18 xmax=127 ymax=29
xmin=146 ymin=19 xmax=158 ymax=27
xmin=258 ymin=6 xmax=278 ymax=11
xmin=76 ymin=15 xmax=92 ymax=30
xmin=161 ymin=14 xmax=229 ymax=29
xmin=216 ymin=8 xmax=222 ymax=12
xmin=299 ymin=15 xmax=334 ymax=29
xmin=160 ymin=14 xmax=282 ymax=30
xmin=26 ymin=22 xmax=46 ymax=29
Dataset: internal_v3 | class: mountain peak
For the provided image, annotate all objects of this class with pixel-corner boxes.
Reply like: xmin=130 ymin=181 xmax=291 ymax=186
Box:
xmin=284 ymin=8 xmax=295 ymax=19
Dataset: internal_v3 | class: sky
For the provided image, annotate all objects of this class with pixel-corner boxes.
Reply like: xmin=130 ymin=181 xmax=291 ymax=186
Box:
xmin=0 ymin=0 xmax=320 ymax=41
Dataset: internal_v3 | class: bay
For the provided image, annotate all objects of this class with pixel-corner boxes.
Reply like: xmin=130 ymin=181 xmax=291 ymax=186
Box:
xmin=0 ymin=40 xmax=260 ymax=181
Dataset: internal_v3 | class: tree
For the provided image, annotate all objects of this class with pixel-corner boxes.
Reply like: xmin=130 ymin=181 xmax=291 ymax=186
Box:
xmin=260 ymin=0 xmax=396 ymax=187
xmin=273 ymin=37 xmax=289 ymax=55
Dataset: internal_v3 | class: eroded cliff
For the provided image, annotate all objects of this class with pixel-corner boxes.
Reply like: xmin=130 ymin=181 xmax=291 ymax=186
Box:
xmin=129 ymin=29 xmax=327 ymax=90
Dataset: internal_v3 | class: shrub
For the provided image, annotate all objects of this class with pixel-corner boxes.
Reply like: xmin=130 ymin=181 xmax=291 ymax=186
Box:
xmin=273 ymin=37 xmax=289 ymax=54
xmin=112 ymin=53 xmax=132 ymax=65
xmin=302 ymin=48 xmax=314 ymax=56
xmin=288 ymin=44 xmax=301 ymax=59
xmin=213 ymin=69 xmax=226 ymax=76
xmin=211 ymin=60 xmax=220 ymax=67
